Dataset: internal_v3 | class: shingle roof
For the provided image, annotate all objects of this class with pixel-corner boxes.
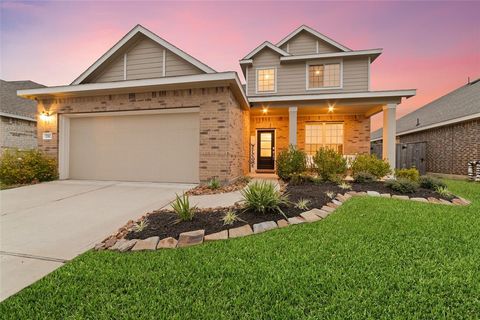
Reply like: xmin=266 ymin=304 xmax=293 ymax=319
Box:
xmin=0 ymin=79 xmax=45 ymax=120
xmin=371 ymin=78 xmax=480 ymax=140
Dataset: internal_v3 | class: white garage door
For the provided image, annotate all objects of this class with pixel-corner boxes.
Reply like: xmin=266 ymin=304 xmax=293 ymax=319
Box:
xmin=67 ymin=110 xmax=199 ymax=183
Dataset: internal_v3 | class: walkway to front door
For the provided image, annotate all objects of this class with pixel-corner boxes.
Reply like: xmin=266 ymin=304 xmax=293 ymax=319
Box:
xmin=257 ymin=130 xmax=275 ymax=171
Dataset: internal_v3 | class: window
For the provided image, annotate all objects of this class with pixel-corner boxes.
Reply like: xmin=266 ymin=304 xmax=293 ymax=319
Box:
xmin=308 ymin=63 xmax=341 ymax=89
xmin=305 ymin=123 xmax=343 ymax=155
xmin=257 ymin=68 xmax=276 ymax=92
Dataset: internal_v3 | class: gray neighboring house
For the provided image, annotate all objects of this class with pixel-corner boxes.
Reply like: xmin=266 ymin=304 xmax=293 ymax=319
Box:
xmin=371 ymin=78 xmax=480 ymax=175
xmin=0 ymin=80 xmax=45 ymax=154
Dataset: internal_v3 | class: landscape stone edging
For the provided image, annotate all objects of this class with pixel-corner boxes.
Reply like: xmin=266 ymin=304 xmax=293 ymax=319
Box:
xmin=95 ymin=192 xmax=471 ymax=252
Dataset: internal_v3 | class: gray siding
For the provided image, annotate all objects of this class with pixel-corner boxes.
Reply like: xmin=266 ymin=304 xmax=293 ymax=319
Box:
xmin=87 ymin=34 xmax=203 ymax=83
xmin=246 ymin=48 xmax=369 ymax=96
xmin=280 ymin=31 xmax=340 ymax=55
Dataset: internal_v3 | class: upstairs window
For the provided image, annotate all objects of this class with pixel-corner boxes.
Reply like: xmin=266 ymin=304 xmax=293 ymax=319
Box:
xmin=257 ymin=68 xmax=276 ymax=93
xmin=305 ymin=122 xmax=344 ymax=155
xmin=308 ymin=63 xmax=341 ymax=89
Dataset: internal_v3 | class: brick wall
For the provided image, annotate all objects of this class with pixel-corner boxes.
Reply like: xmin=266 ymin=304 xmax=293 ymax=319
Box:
xmin=37 ymin=86 xmax=248 ymax=182
xmin=399 ymin=119 xmax=480 ymax=175
xmin=249 ymin=113 xmax=370 ymax=159
xmin=0 ymin=116 xmax=37 ymax=154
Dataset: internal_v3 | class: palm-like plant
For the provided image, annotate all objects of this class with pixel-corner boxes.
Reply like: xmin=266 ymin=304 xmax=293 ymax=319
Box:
xmin=171 ymin=193 xmax=197 ymax=221
xmin=240 ymin=181 xmax=288 ymax=218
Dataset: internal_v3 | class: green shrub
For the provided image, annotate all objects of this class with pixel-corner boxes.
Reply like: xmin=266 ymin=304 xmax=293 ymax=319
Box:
xmin=294 ymin=198 xmax=310 ymax=210
xmin=395 ymin=168 xmax=420 ymax=182
xmin=0 ymin=149 xmax=58 ymax=185
xmin=435 ymin=186 xmax=453 ymax=199
xmin=351 ymin=154 xmax=391 ymax=179
xmin=353 ymin=171 xmax=377 ymax=183
xmin=221 ymin=210 xmax=244 ymax=226
xmin=419 ymin=176 xmax=447 ymax=190
xmin=171 ymin=193 xmax=196 ymax=221
xmin=276 ymin=146 xmax=307 ymax=180
xmin=240 ymin=181 xmax=288 ymax=217
xmin=132 ymin=219 xmax=149 ymax=233
xmin=385 ymin=178 xmax=419 ymax=194
xmin=338 ymin=182 xmax=352 ymax=190
xmin=312 ymin=148 xmax=347 ymax=182
xmin=207 ymin=177 xmax=221 ymax=189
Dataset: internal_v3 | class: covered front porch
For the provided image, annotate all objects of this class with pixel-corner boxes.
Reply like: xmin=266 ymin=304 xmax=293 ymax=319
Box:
xmin=248 ymin=91 xmax=414 ymax=173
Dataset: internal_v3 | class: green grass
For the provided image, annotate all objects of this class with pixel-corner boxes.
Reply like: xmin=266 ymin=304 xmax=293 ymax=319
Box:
xmin=2 ymin=180 xmax=480 ymax=319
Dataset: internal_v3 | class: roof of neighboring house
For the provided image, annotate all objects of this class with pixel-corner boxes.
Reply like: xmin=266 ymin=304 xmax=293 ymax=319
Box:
xmin=371 ymin=78 xmax=480 ymax=141
xmin=0 ymin=79 xmax=45 ymax=121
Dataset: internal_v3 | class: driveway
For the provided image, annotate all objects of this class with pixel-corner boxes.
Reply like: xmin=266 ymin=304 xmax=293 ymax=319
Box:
xmin=0 ymin=180 xmax=194 ymax=301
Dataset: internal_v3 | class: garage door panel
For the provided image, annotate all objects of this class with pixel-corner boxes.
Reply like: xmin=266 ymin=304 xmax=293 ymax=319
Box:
xmin=68 ymin=112 xmax=199 ymax=183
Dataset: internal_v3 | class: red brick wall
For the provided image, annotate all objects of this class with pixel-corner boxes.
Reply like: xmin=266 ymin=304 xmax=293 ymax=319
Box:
xmin=399 ymin=119 xmax=480 ymax=175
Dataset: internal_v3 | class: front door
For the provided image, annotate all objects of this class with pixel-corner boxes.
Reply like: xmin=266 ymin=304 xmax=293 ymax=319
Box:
xmin=257 ymin=130 xmax=275 ymax=170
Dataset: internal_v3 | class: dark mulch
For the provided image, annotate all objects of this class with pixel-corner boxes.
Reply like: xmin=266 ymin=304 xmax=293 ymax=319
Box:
xmin=125 ymin=181 xmax=452 ymax=240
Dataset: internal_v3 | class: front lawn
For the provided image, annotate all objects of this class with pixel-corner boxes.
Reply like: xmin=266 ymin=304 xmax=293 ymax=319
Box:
xmin=1 ymin=180 xmax=479 ymax=319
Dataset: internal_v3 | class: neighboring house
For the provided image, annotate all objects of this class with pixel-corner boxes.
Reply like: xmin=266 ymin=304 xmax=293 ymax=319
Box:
xmin=18 ymin=24 xmax=415 ymax=183
xmin=0 ymin=80 xmax=45 ymax=154
xmin=371 ymin=79 xmax=480 ymax=176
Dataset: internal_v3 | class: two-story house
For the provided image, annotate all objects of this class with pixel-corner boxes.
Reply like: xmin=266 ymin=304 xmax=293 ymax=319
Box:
xmin=18 ymin=25 xmax=415 ymax=183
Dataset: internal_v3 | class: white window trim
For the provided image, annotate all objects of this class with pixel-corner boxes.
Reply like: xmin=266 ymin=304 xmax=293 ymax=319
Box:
xmin=305 ymin=60 xmax=343 ymax=91
xmin=255 ymin=66 xmax=277 ymax=94
xmin=246 ymin=66 xmax=249 ymax=95
xmin=305 ymin=122 xmax=345 ymax=155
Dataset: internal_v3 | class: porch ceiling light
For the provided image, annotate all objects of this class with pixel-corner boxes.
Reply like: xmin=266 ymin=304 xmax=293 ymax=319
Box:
xmin=328 ymin=104 xmax=335 ymax=113
xmin=262 ymin=107 xmax=268 ymax=114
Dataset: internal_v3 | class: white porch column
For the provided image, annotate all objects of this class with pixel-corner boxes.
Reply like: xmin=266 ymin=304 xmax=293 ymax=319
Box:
xmin=289 ymin=106 xmax=297 ymax=146
xmin=382 ymin=103 xmax=397 ymax=170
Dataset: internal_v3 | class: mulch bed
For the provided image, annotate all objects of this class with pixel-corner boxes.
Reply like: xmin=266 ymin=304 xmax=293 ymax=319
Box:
xmin=186 ymin=178 xmax=250 ymax=196
xmin=125 ymin=181 xmax=452 ymax=240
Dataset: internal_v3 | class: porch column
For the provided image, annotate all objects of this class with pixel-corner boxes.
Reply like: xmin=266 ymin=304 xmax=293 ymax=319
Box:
xmin=382 ymin=103 xmax=397 ymax=170
xmin=289 ymin=106 xmax=297 ymax=146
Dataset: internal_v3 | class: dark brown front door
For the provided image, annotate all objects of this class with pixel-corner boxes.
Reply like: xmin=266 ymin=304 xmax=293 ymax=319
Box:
xmin=257 ymin=130 xmax=275 ymax=170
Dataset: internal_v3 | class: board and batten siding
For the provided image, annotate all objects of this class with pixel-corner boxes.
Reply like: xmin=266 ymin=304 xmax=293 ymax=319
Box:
xmin=246 ymin=48 xmax=369 ymax=96
xmin=279 ymin=31 xmax=341 ymax=55
xmin=87 ymin=35 xmax=203 ymax=83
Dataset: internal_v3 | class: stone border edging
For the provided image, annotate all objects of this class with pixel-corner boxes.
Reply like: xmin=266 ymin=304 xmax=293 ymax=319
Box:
xmin=94 ymin=192 xmax=471 ymax=252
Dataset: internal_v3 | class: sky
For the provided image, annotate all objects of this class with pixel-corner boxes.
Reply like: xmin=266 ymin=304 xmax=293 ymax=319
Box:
xmin=1 ymin=1 xmax=479 ymax=130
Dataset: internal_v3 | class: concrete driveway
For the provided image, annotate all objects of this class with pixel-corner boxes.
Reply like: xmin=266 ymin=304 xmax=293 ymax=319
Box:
xmin=0 ymin=180 xmax=194 ymax=301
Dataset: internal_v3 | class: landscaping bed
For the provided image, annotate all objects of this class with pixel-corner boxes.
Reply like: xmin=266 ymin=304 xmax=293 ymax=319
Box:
xmin=186 ymin=176 xmax=251 ymax=195
xmin=123 ymin=180 xmax=459 ymax=241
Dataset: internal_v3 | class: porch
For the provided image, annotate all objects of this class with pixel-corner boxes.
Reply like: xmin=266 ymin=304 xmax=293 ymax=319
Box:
xmin=248 ymin=96 xmax=403 ymax=173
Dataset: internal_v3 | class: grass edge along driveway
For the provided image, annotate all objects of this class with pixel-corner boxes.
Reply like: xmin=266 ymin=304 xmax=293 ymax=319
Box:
xmin=1 ymin=179 xmax=479 ymax=319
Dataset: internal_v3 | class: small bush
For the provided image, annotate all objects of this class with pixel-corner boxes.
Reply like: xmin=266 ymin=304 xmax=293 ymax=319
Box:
xmin=385 ymin=178 xmax=419 ymax=194
xmin=0 ymin=149 xmax=58 ymax=185
xmin=338 ymin=182 xmax=352 ymax=190
xmin=395 ymin=168 xmax=420 ymax=182
xmin=312 ymin=148 xmax=347 ymax=182
xmin=351 ymin=154 xmax=391 ymax=179
xmin=419 ymin=176 xmax=447 ymax=190
xmin=435 ymin=186 xmax=453 ymax=199
xmin=294 ymin=198 xmax=310 ymax=210
xmin=325 ymin=191 xmax=336 ymax=199
xmin=240 ymin=181 xmax=288 ymax=217
xmin=207 ymin=177 xmax=221 ymax=190
xmin=276 ymin=146 xmax=307 ymax=181
xmin=132 ymin=220 xmax=149 ymax=233
xmin=221 ymin=210 xmax=244 ymax=226
xmin=171 ymin=193 xmax=196 ymax=221
xmin=353 ymin=171 xmax=377 ymax=183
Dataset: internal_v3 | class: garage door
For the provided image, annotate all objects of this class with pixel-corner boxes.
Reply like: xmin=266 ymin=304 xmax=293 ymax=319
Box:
xmin=68 ymin=110 xmax=199 ymax=183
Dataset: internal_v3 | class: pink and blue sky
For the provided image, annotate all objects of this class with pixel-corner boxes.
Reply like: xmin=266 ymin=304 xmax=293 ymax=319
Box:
xmin=1 ymin=1 xmax=479 ymax=130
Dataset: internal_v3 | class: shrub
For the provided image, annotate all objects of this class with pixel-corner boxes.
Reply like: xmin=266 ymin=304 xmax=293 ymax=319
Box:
xmin=435 ymin=186 xmax=453 ymax=199
xmin=276 ymin=146 xmax=307 ymax=180
xmin=385 ymin=178 xmax=419 ymax=194
xmin=240 ymin=181 xmax=288 ymax=217
xmin=353 ymin=171 xmax=377 ymax=183
xmin=171 ymin=193 xmax=196 ymax=221
xmin=351 ymin=154 xmax=391 ymax=179
xmin=419 ymin=176 xmax=447 ymax=190
xmin=395 ymin=168 xmax=420 ymax=182
xmin=294 ymin=198 xmax=310 ymax=210
xmin=0 ymin=149 xmax=58 ymax=185
xmin=325 ymin=191 xmax=336 ymax=199
xmin=132 ymin=220 xmax=149 ymax=233
xmin=338 ymin=182 xmax=352 ymax=190
xmin=221 ymin=210 xmax=244 ymax=226
xmin=312 ymin=148 xmax=347 ymax=182
xmin=207 ymin=177 xmax=221 ymax=189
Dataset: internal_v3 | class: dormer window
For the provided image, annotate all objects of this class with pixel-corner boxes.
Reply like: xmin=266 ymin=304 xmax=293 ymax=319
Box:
xmin=307 ymin=63 xmax=341 ymax=89
xmin=256 ymin=68 xmax=276 ymax=93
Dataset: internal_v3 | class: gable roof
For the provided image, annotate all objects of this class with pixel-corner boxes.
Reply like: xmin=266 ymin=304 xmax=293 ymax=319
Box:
xmin=241 ymin=41 xmax=290 ymax=60
xmin=72 ymin=24 xmax=216 ymax=85
xmin=276 ymin=25 xmax=351 ymax=52
xmin=0 ymin=79 xmax=45 ymax=120
xmin=371 ymin=78 xmax=480 ymax=141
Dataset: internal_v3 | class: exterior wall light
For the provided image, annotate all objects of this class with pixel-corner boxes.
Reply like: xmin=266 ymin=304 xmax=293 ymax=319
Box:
xmin=40 ymin=111 xmax=52 ymax=122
